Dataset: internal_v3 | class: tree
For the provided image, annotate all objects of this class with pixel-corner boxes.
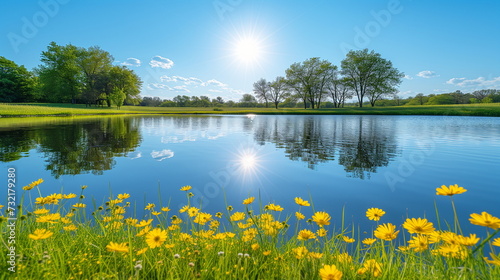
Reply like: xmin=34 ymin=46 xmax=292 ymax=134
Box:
xmin=285 ymin=58 xmax=336 ymax=109
xmin=253 ymin=78 xmax=270 ymax=107
xmin=239 ymin=93 xmax=257 ymax=107
xmin=0 ymin=56 xmax=38 ymax=102
xmin=74 ymin=46 xmax=114 ymax=106
xmin=472 ymin=89 xmax=497 ymax=102
xmin=212 ymin=96 xmax=224 ymax=106
xmin=37 ymin=42 xmax=141 ymax=105
xmin=341 ymin=49 xmax=404 ymax=107
xmin=110 ymin=88 xmax=125 ymax=109
xmin=426 ymin=93 xmax=454 ymax=105
xmin=327 ymin=76 xmax=352 ymax=108
xmin=268 ymin=76 xmax=289 ymax=109
xmin=173 ymin=95 xmax=190 ymax=107
xmin=38 ymin=42 xmax=82 ymax=103
xmin=99 ymin=65 xmax=142 ymax=106
xmin=140 ymin=96 xmax=162 ymax=107
xmin=199 ymin=96 xmax=211 ymax=107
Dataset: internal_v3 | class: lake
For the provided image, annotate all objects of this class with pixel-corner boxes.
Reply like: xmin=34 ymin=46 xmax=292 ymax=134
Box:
xmin=1 ymin=114 xmax=499 ymax=236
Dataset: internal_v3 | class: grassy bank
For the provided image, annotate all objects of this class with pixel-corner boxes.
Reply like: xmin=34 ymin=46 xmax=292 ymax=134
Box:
xmin=1 ymin=180 xmax=500 ymax=279
xmin=1 ymin=103 xmax=500 ymax=117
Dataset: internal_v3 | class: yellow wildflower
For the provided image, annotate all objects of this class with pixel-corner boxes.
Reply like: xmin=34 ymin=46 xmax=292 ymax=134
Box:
xmin=187 ymin=207 xmax=200 ymax=217
xmin=408 ymin=235 xmax=430 ymax=252
xmin=161 ymin=207 xmax=171 ymax=212
xmin=403 ymin=218 xmax=435 ymax=234
xmin=294 ymin=197 xmax=310 ymax=206
xmin=180 ymin=185 xmax=192 ymax=191
xmin=357 ymin=259 xmax=382 ymax=277
xmin=317 ymin=228 xmax=328 ymax=237
xmin=297 ymin=229 xmax=316 ymax=240
xmin=136 ymin=226 xmax=152 ymax=237
xmin=117 ymin=193 xmax=130 ymax=200
xmin=366 ymin=208 xmax=385 ymax=221
xmin=136 ymin=247 xmax=148 ymax=255
xmin=63 ymin=225 xmax=77 ymax=231
xmin=436 ymin=184 xmax=467 ymax=196
xmin=362 ymin=238 xmax=377 ymax=245
xmin=106 ymin=242 xmax=129 ymax=253
xmin=309 ymin=252 xmax=323 ymax=259
xmin=484 ymin=253 xmax=500 ymax=266
xmin=312 ymin=211 xmax=331 ymax=227
xmin=492 ymin=237 xmax=500 ymax=247
xmin=341 ymin=236 xmax=355 ymax=243
xmin=265 ymin=203 xmax=284 ymax=211
xmin=22 ymin=178 xmax=44 ymax=190
xmin=145 ymin=228 xmax=168 ymax=249
xmin=136 ymin=219 xmax=153 ymax=227
xmin=63 ymin=193 xmax=77 ymax=199
xmin=144 ymin=203 xmax=155 ymax=210
xmin=458 ymin=233 xmax=480 ymax=246
xmin=230 ymin=212 xmax=246 ymax=222
xmin=36 ymin=213 xmax=61 ymax=223
xmin=292 ymin=246 xmax=309 ymax=259
xmin=243 ymin=197 xmax=255 ymax=205
xmin=319 ymin=264 xmax=342 ymax=280
xmin=469 ymin=212 xmax=500 ymax=229
xmin=72 ymin=203 xmax=86 ymax=208
xmin=28 ymin=229 xmax=53 ymax=240
xmin=374 ymin=223 xmax=399 ymax=241
xmin=295 ymin=212 xmax=305 ymax=220
xmin=193 ymin=212 xmax=212 ymax=225
xmin=336 ymin=252 xmax=352 ymax=263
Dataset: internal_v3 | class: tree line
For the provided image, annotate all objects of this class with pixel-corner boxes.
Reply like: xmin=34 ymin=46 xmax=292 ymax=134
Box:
xmin=253 ymin=49 xmax=405 ymax=109
xmin=0 ymin=42 xmax=142 ymax=108
xmin=380 ymin=89 xmax=500 ymax=106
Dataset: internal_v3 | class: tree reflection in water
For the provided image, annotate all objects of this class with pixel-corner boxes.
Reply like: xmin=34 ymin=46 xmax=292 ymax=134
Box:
xmin=254 ymin=115 xmax=399 ymax=179
xmin=0 ymin=117 xmax=142 ymax=178
xmin=0 ymin=115 xmax=399 ymax=180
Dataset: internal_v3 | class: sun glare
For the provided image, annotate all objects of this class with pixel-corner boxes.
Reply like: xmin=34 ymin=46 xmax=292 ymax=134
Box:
xmin=233 ymin=36 xmax=262 ymax=65
xmin=240 ymin=153 xmax=257 ymax=169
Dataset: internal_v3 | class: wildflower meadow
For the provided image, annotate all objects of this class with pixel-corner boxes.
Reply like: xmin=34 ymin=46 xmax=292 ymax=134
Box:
xmin=1 ymin=180 xmax=500 ymax=279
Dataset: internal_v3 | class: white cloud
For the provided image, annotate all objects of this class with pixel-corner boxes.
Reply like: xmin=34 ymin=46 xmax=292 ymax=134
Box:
xmin=160 ymin=75 xmax=203 ymax=85
xmin=208 ymin=89 xmax=222 ymax=93
xmin=150 ymin=56 xmax=174 ymax=69
xmin=404 ymin=75 xmax=413 ymax=80
xmin=205 ymin=79 xmax=228 ymax=88
xmin=417 ymin=70 xmax=439 ymax=78
xmin=446 ymin=76 xmax=500 ymax=88
xmin=127 ymin=151 xmax=142 ymax=159
xmin=150 ymin=149 xmax=174 ymax=161
xmin=148 ymin=83 xmax=172 ymax=90
xmin=121 ymin=58 xmax=141 ymax=67
xmin=172 ymin=85 xmax=191 ymax=92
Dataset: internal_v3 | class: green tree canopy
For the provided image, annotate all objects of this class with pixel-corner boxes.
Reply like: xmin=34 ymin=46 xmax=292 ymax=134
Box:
xmin=285 ymin=57 xmax=336 ymax=109
xmin=0 ymin=56 xmax=38 ymax=102
xmin=341 ymin=49 xmax=403 ymax=107
xmin=37 ymin=42 xmax=142 ymax=106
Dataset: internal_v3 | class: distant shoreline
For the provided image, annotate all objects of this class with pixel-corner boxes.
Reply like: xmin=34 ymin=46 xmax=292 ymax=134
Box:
xmin=1 ymin=103 xmax=500 ymax=118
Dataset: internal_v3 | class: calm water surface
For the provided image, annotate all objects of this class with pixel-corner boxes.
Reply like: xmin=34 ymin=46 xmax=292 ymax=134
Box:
xmin=1 ymin=115 xmax=499 ymax=235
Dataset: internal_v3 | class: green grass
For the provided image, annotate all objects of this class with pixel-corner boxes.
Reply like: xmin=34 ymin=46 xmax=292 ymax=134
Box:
xmin=1 ymin=180 xmax=500 ymax=279
xmin=1 ymin=103 xmax=500 ymax=117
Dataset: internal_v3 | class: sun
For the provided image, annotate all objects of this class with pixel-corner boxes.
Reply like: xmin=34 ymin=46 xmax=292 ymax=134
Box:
xmin=240 ymin=153 xmax=257 ymax=170
xmin=233 ymin=36 xmax=263 ymax=65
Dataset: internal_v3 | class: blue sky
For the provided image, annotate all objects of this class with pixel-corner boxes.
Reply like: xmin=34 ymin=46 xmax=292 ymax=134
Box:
xmin=1 ymin=0 xmax=499 ymax=101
